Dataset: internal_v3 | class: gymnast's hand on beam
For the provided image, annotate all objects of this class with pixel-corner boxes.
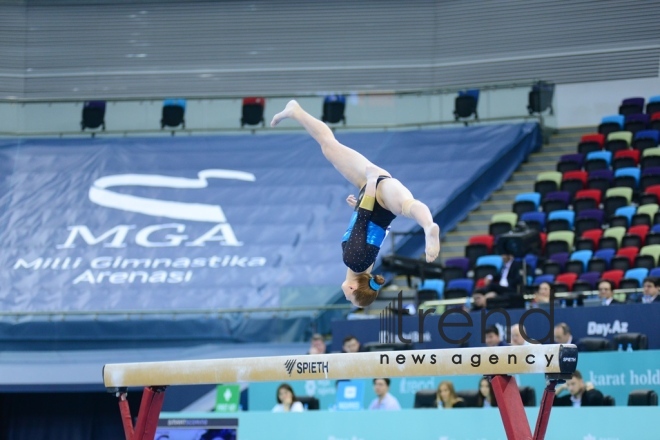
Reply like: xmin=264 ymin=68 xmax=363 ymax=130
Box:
xmin=346 ymin=194 xmax=357 ymax=208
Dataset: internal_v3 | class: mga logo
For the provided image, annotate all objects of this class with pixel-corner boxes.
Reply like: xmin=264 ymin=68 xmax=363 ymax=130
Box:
xmin=57 ymin=169 xmax=256 ymax=249
xmin=284 ymin=359 xmax=296 ymax=376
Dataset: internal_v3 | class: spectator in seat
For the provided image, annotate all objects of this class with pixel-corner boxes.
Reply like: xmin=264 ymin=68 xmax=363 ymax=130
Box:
xmin=342 ymin=335 xmax=363 ymax=353
xmin=436 ymin=380 xmax=465 ymax=409
xmin=553 ymin=370 xmax=604 ymax=407
xmin=368 ymin=378 xmax=401 ymax=410
xmin=530 ymin=281 xmax=553 ymax=306
xmin=484 ymin=325 xmax=509 ymax=347
xmin=553 ymin=323 xmax=573 ymax=344
xmin=308 ymin=333 xmax=326 ymax=354
xmin=476 ymin=377 xmax=497 ymax=408
xmin=510 ymin=324 xmax=528 ymax=346
xmin=642 ymin=277 xmax=660 ymax=303
xmin=272 ymin=383 xmax=304 ymax=412
xmin=598 ymin=280 xmax=621 ymax=306
xmin=479 ymin=253 xmax=523 ymax=296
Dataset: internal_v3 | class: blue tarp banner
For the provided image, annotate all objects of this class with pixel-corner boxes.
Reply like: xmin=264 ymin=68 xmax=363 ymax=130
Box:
xmin=0 ymin=123 xmax=540 ymax=342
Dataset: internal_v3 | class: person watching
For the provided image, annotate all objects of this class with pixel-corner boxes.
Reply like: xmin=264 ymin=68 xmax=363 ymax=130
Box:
xmin=510 ymin=323 xmax=528 ymax=346
xmin=308 ymin=333 xmax=327 ymax=354
xmin=553 ymin=323 xmax=573 ymax=344
xmin=476 ymin=377 xmax=497 ymax=408
xmin=553 ymin=370 xmax=603 ymax=407
xmin=342 ymin=335 xmax=363 ymax=353
xmin=597 ymin=280 xmax=621 ymax=306
xmin=436 ymin=381 xmax=465 ymax=409
xmin=642 ymin=277 xmax=660 ymax=304
xmin=272 ymin=383 xmax=304 ymax=412
xmin=368 ymin=378 xmax=401 ymax=410
xmin=484 ymin=325 xmax=509 ymax=347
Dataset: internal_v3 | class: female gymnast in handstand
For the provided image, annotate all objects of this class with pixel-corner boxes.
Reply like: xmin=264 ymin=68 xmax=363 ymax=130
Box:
xmin=271 ymin=100 xmax=440 ymax=307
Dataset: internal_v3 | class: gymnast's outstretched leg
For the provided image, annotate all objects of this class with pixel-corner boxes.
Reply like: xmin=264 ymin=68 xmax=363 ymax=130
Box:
xmin=377 ymin=178 xmax=440 ymax=263
xmin=270 ymin=100 xmax=390 ymax=189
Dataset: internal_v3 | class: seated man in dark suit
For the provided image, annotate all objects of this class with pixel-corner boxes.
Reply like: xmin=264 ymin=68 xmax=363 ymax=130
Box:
xmin=553 ymin=370 xmax=603 ymax=407
xmin=473 ymin=253 xmax=524 ymax=309
xmin=597 ymin=280 xmax=622 ymax=306
xmin=642 ymin=277 xmax=660 ymax=304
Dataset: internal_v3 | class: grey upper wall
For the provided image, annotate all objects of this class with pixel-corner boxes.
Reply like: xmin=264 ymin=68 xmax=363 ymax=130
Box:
xmin=1 ymin=0 xmax=659 ymax=100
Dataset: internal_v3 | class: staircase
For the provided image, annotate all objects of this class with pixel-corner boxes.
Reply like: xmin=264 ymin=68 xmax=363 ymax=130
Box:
xmin=439 ymin=127 xmax=589 ymax=263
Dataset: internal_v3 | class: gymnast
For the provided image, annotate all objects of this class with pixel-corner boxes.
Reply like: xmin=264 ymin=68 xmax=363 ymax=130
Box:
xmin=271 ymin=100 xmax=440 ymax=307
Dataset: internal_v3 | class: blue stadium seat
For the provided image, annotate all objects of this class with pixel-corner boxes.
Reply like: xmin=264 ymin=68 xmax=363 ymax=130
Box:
xmin=585 ymin=150 xmax=612 ymax=172
xmin=570 ymin=250 xmax=593 ymax=272
xmin=547 ymin=210 xmax=575 ymax=232
xmin=520 ymin=211 xmax=546 ymax=232
xmin=614 ymin=167 xmax=641 ymax=189
xmin=623 ymin=268 xmax=648 ymax=288
xmin=418 ymin=279 xmax=445 ymax=297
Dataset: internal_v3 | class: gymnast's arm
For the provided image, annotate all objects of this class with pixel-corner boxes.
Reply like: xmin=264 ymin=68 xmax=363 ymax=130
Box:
xmin=342 ymin=176 xmax=378 ymax=272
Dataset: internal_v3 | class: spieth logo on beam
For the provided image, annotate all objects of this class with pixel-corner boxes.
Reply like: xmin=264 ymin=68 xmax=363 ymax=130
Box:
xmin=284 ymin=359 xmax=297 ymax=376
xmin=284 ymin=359 xmax=330 ymax=376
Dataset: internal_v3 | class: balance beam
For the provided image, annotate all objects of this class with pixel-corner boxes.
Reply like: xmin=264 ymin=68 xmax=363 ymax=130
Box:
xmin=103 ymin=344 xmax=577 ymax=389
xmin=103 ymin=344 xmax=577 ymax=440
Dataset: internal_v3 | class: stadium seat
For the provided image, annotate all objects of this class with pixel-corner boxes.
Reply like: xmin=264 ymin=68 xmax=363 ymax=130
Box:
xmin=241 ymin=97 xmax=266 ymax=127
xmin=587 ymin=169 xmax=614 ymax=194
xmin=615 ymin=333 xmax=649 ymax=351
xmin=577 ymin=271 xmax=602 ymax=289
xmin=542 ymin=191 xmax=570 ymax=213
xmin=575 ymin=209 xmax=604 ymax=238
xmin=533 ymin=274 xmax=555 ymax=286
xmin=622 ymin=268 xmax=648 ymax=289
xmin=632 ymin=129 xmax=660 ymax=152
xmin=541 ymin=252 xmax=569 ymax=276
xmin=534 ymin=171 xmax=562 ymax=198
xmin=561 ymin=170 xmax=588 ymax=199
xmin=547 ymin=210 xmax=574 ymax=232
xmin=628 ymin=390 xmax=658 ymax=406
xmin=546 ymin=231 xmax=574 ymax=256
xmin=576 ymin=228 xmax=603 ymax=251
xmin=161 ymin=98 xmax=186 ymax=129
xmin=651 ymin=112 xmax=660 ymax=131
xmin=475 ymin=255 xmax=503 ymax=280
xmin=611 ymin=247 xmax=639 ymax=271
xmin=568 ymin=250 xmax=592 ymax=274
xmin=635 ymin=244 xmax=660 ymax=269
xmin=512 ymin=192 xmax=541 ymax=216
xmin=465 ymin=235 xmax=494 ymax=268
xmin=585 ymin=150 xmax=612 ymax=172
xmin=625 ymin=114 xmax=649 ymax=135
xmin=640 ymin=166 xmax=660 ymax=192
xmin=554 ymin=272 xmax=578 ymax=291
xmin=444 ymin=278 xmax=474 ymax=299
xmin=598 ymin=226 xmax=626 ymax=250
xmin=603 ymin=187 xmax=633 ymax=219
xmin=520 ymin=211 xmax=546 ymax=232
xmin=489 ymin=212 xmax=517 ymax=237
xmin=573 ymin=189 xmax=601 ymax=214
xmin=414 ymin=390 xmax=438 ymax=408
xmin=443 ymin=257 xmax=470 ymax=282
xmin=322 ymin=95 xmax=347 ymax=124
xmin=619 ymin=97 xmax=645 ymax=116
xmin=587 ymin=248 xmax=615 ymax=273
xmin=454 ymin=89 xmax=479 ymax=125
xmin=557 ymin=154 xmax=584 ymax=173
xmin=611 ymin=205 xmax=636 ymax=228
xmin=578 ymin=337 xmax=612 ymax=352
xmin=613 ymin=167 xmax=640 ymax=192
xmin=605 ymin=131 xmax=632 ymax=153
xmin=632 ymin=203 xmax=659 ymax=226
xmin=646 ymin=95 xmax=660 ymax=115
xmin=641 ymin=148 xmax=660 ymax=170
xmin=577 ymin=133 xmax=605 ymax=156
xmin=598 ymin=115 xmax=625 ymax=137
xmin=622 ymin=225 xmax=650 ymax=248
xmin=612 ymin=149 xmax=640 ymax=171
xmin=601 ymin=269 xmax=624 ymax=288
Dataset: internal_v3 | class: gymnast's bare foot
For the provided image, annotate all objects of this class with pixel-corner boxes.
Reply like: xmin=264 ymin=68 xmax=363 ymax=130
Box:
xmin=424 ymin=223 xmax=440 ymax=263
xmin=270 ymin=100 xmax=301 ymax=127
